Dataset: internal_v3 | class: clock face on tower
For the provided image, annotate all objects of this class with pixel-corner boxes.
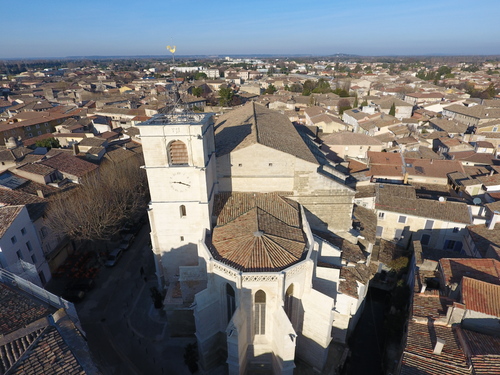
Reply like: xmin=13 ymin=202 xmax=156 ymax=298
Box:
xmin=169 ymin=172 xmax=192 ymax=192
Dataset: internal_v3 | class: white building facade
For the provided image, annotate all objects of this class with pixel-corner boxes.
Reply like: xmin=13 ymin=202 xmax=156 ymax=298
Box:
xmin=0 ymin=205 xmax=51 ymax=286
xmin=137 ymin=104 xmax=362 ymax=374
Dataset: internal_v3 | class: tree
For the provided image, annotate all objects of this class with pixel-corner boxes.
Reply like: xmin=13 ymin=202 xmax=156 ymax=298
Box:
xmin=337 ymin=99 xmax=351 ymax=115
xmin=35 ymin=138 xmax=60 ymax=150
xmin=218 ymin=86 xmax=233 ymax=106
xmin=194 ymin=72 xmax=207 ymax=80
xmin=46 ymin=155 xmax=149 ymax=245
xmin=264 ymin=84 xmax=277 ymax=94
xmin=289 ymin=83 xmax=303 ymax=93
xmin=302 ymin=80 xmax=316 ymax=96
xmin=353 ymin=94 xmax=358 ymax=108
xmin=312 ymin=78 xmax=331 ymax=94
xmin=192 ymin=86 xmax=203 ymax=97
xmin=389 ymin=102 xmax=396 ymax=117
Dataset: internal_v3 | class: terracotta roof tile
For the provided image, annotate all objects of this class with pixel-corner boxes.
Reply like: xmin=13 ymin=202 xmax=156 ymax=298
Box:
xmin=215 ymin=102 xmax=319 ymax=164
xmin=402 ymin=321 xmax=469 ymax=373
xmin=16 ymin=163 xmax=55 ymax=177
xmin=461 ymin=276 xmax=500 ymax=317
xmin=376 ymin=184 xmax=471 ymax=224
xmin=439 ymin=258 xmax=500 ymax=286
xmin=0 ymin=206 xmax=24 ymax=238
xmin=208 ymin=192 xmax=307 ymax=272
xmin=0 ymin=284 xmax=55 ymax=336
xmin=40 ymin=152 xmax=98 ymax=178
xmin=460 ymin=329 xmax=500 ymax=375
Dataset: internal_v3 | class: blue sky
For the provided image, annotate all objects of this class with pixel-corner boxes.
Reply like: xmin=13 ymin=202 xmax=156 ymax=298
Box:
xmin=4 ymin=0 xmax=499 ymax=58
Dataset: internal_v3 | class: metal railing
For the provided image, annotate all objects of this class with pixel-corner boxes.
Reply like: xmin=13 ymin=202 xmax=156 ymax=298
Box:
xmin=0 ymin=268 xmax=81 ymax=330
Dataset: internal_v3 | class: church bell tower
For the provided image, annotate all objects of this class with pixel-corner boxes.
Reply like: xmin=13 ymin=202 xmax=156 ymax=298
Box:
xmin=137 ymin=112 xmax=217 ymax=287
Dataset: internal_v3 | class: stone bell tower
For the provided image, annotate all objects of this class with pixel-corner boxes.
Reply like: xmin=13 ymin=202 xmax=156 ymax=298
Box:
xmin=137 ymin=112 xmax=217 ymax=289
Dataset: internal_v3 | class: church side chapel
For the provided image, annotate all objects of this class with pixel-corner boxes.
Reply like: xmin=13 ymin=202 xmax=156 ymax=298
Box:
xmin=137 ymin=103 xmax=365 ymax=374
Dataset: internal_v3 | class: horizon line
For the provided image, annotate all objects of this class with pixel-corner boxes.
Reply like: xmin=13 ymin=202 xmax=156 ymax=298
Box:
xmin=3 ymin=53 xmax=500 ymax=61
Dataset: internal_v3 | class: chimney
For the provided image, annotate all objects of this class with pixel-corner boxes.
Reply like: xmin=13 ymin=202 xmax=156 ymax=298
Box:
xmin=72 ymin=143 xmax=79 ymax=155
xmin=433 ymin=338 xmax=445 ymax=355
xmin=36 ymin=190 xmax=45 ymax=199
xmin=490 ymin=169 xmax=495 ymax=177
xmin=488 ymin=211 xmax=500 ymax=230
xmin=420 ymin=283 xmax=427 ymax=294
xmin=430 ymin=159 xmax=433 ymax=164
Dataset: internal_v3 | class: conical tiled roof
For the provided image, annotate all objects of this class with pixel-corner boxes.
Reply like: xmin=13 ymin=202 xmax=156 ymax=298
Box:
xmin=208 ymin=193 xmax=308 ymax=272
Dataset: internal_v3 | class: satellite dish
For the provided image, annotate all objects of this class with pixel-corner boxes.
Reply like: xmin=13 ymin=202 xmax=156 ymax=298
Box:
xmin=473 ymin=197 xmax=482 ymax=205
xmin=438 ymin=196 xmax=445 ymax=202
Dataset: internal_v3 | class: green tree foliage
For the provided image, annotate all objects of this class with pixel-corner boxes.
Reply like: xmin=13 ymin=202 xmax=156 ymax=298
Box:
xmin=361 ymin=100 xmax=368 ymax=107
xmin=388 ymin=256 xmax=409 ymax=273
xmin=353 ymin=94 xmax=358 ymax=108
xmin=289 ymin=83 xmax=303 ymax=93
xmin=264 ymin=84 xmax=277 ymax=94
xmin=192 ymin=86 xmax=203 ymax=97
xmin=437 ymin=65 xmax=451 ymax=76
xmin=389 ymin=102 xmax=396 ymax=116
xmin=332 ymin=87 xmax=350 ymax=97
xmin=194 ymin=72 xmax=207 ymax=80
xmin=218 ymin=86 xmax=234 ymax=106
xmin=312 ymin=78 xmax=331 ymax=94
xmin=462 ymin=65 xmax=480 ymax=73
xmin=302 ymin=80 xmax=316 ymax=96
xmin=35 ymin=138 xmax=60 ymax=150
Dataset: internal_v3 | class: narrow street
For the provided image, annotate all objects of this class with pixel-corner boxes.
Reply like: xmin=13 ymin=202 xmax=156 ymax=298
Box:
xmin=50 ymin=224 xmax=194 ymax=375
xmin=344 ymin=288 xmax=389 ymax=375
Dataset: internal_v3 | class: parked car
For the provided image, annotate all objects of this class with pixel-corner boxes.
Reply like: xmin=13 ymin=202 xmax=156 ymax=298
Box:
xmin=105 ymin=248 xmax=123 ymax=267
xmin=119 ymin=233 xmax=135 ymax=251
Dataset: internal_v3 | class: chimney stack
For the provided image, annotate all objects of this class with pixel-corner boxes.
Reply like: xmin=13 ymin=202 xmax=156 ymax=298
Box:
xmin=433 ymin=338 xmax=445 ymax=355
xmin=36 ymin=190 xmax=45 ymax=199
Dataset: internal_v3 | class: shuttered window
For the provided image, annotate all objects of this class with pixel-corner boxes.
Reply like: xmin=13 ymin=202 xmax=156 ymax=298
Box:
xmin=169 ymin=140 xmax=188 ymax=165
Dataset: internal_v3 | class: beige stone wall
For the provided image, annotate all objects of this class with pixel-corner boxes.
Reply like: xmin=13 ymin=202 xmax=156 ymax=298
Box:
xmin=328 ymin=144 xmax=383 ymax=159
xmin=376 ymin=209 xmax=468 ymax=249
xmin=217 ymin=144 xmax=297 ymax=193
xmin=217 ymin=144 xmax=354 ymax=232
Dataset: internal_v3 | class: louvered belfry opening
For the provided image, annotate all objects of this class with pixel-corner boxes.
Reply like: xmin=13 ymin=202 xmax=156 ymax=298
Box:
xmin=169 ymin=140 xmax=188 ymax=165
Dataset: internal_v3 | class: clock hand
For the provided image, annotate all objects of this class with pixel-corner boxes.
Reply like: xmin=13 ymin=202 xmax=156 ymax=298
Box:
xmin=174 ymin=181 xmax=190 ymax=186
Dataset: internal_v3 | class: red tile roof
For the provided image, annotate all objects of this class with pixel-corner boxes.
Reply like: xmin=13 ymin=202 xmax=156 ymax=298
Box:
xmin=440 ymin=258 xmax=500 ymax=286
xmin=402 ymin=321 xmax=469 ymax=373
xmin=40 ymin=152 xmax=98 ymax=178
xmin=461 ymin=276 xmax=500 ymax=317
xmin=0 ymin=283 xmax=55 ymax=336
xmin=208 ymin=192 xmax=307 ymax=272
xmin=460 ymin=328 xmax=500 ymax=375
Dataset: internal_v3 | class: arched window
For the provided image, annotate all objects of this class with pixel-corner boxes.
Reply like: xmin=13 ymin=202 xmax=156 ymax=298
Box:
xmin=285 ymin=284 xmax=294 ymax=322
xmin=226 ymin=284 xmax=236 ymax=324
xmin=180 ymin=205 xmax=186 ymax=217
xmin=169 ymin=140 xmax=188 ymax=165
xmin=254 ymin=290 xmax=266 ymax=335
